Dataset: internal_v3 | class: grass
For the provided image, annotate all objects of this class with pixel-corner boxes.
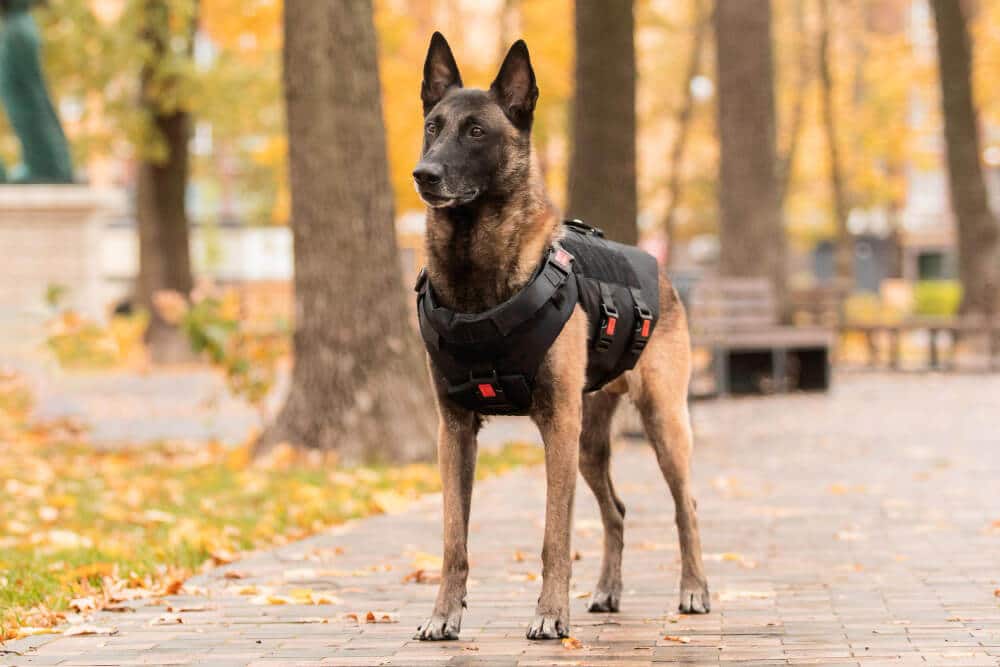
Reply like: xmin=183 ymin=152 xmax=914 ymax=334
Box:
xmin=0 ymin=373 xmax=543 ymax=640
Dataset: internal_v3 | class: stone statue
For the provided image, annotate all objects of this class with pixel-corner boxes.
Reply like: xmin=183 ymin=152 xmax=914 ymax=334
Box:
xmin=0 ymin=0 xmax=73 ymax=183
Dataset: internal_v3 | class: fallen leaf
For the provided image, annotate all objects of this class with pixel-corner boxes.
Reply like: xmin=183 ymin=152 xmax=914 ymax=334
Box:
xmin=68 ymin=596 xmax=98 ymax=613
xmin=402 ymin=569 xmax=442 ymax=584
xmin=223 ymin=570 xmax=249 ymax=580
xmin=63 ymin=624 xmax=118 ymax=636
xmin=561 ymin=637 xmax=583 ymax=649
xmin=210 ymin=549 xmax=238 ymax=565
xmin=572 ymin=551 xmax=582 ymax=561
xmin=149 ymin=614 xmax=183 ymax=626
xmin=161 ymin=578 xmax=185 ymax=595
xmin=513 ymin=550 xmax=525 ymax=562
xmin=574 ymin=591 xmax=591 ymax=599
xmin=14 ymin=627 xmax=59 ymax=638
xmin=994 ymin=589 xmax=1000 ymax=598
xmin=663 ymin=635 xmax=691 ymax=644
xmin=165 ymin=604 xmax=212 ymax=613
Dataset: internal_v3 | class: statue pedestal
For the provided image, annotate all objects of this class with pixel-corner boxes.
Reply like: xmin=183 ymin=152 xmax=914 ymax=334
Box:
xmin=0 ymin=186 xmax=121 ymax=324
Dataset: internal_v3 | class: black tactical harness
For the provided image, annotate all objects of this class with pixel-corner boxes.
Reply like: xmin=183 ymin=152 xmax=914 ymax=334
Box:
xmin=415 ymin=220 xmax=660 ymax=415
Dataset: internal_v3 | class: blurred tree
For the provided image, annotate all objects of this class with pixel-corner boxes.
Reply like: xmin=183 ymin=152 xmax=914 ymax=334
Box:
xmin=567 ymin=0 xmax=637 ymax=245
xmin=931 ymin=0 xmax=999 ymax=316
xmin=661 ymin=0 xmax=708 ymax=266
xmin=714 ymin=0 xmax=786 ymax=307
xmin=776 ymin=0 xmax=810 ymax=207
xmin=817 ymin=0 xmax=852 ymax=292
xmin=134 ymin=0 xmax=198 ymax=363
xmin=256 ymin=0 xmax=434 ymax=461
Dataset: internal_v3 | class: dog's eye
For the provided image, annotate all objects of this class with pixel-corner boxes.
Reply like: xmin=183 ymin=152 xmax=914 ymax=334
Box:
xmin=425 ymin=122 xmax=438 ymax=135
xmin=469 ymin=126 xmax=484 ymax=138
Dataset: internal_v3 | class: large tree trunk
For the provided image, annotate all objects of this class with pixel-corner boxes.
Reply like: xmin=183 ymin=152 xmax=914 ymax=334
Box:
xmin=777 ymin=0 xmax=810 ymax=207
xmin=567 ymin=0 xmax=638 ymax=245
xmin=135 ymin=0 xmax=196 ymax=364
xmin=662 ymin=0 xmax=709 ymax=268
xmin=255 ymin=0 xmax=434 ymax=462
xmin=714 ymin=0 xmax=786 ymax=312
xmin=931 ymin=0 xmax=999 ymax=316
xmin=818 ymin=0 xmax=853 ymax=292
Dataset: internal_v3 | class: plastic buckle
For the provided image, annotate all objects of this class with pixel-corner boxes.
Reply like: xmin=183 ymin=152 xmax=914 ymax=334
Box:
xmin=631 ymin=302 xmax=653 ymax=354
xmin=471 ymin=371 xmax=506 ymax=403
xmin=597 ymin=301 xmax=619 ymax=352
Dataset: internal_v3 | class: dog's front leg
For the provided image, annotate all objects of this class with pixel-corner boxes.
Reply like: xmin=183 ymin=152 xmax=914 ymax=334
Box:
xmin=415 ymin=406 xmax=478 ymax=641
xmin=527 ymin=399 xmax=581 ymax=639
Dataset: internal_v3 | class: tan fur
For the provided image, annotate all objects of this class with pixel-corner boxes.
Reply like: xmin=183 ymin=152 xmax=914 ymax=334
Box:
xmin=416 ymin=170 xmax=710 ymax=641
xmin=415 ymin=40 xmax=708 ymax=641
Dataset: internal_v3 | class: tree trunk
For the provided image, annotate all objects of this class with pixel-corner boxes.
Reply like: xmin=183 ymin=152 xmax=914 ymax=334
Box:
xmin=818 ymin=0 xmax=853 ymax=292
xmin=714 ymin=0 xmax=786 ymax=310
xmin=567 ymin=0 xmax=638 ymax=245
xmin=135 ymin=0 xmax=195 ymax=364
xmin=662 ymin=0 xmax=708 ymax=268
xmin=777 ymin=0 xmax=810 ymax=207
xmin=255 ymin=0 xmax=435 ymax=462
xmin=930 ymin=0 xmax=999 ymax=316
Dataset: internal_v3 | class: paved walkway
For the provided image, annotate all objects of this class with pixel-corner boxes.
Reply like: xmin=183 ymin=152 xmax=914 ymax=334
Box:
xmin=5 ymin=374 xmax=1000 ymax=666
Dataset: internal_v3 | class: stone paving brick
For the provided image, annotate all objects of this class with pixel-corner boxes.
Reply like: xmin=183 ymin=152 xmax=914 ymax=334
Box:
xmin=3 ymin=374 xmax=1000 ymax=666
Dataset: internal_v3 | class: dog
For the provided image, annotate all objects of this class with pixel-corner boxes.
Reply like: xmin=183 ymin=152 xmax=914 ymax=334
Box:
xmin=412 ymin=32 xmax=710 ymax=641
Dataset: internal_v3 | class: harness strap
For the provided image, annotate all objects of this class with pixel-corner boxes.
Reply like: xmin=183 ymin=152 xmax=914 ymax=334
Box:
xmin=625 ymin=286 xmax=654 ymax=365
xmin=419 ymin=244 xmax=573 ymax=342
xmin=596 ymin=281 xmax=619 ymax=352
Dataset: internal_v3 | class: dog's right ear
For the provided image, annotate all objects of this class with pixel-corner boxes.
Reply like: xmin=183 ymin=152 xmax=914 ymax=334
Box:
xmin=421 ymin=32 xmax=462 ymax=115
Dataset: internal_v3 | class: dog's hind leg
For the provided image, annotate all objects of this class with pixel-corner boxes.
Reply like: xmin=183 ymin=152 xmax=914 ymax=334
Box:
xmin=631 ymin=306 xmax=711 ymax=614
xmin=579 ymin=389 xmax=625 ymax=613
xmin=415 ymin=404 xmax=480 ymax=640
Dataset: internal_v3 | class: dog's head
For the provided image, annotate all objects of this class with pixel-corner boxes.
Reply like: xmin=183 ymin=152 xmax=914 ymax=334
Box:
xmin=413 ymin=32 xmax=538 ymax=209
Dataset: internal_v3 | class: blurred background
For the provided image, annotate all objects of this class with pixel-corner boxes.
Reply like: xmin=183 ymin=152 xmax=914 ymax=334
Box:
xmin=2 ymin=0 xmax=1000 ymax=645
xmin=2 ymin=0 xmax=999 ymax=452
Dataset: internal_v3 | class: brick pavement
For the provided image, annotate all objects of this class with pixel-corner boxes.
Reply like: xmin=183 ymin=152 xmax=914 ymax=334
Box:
xmin=4 ymin=373 xmax=1000 ymax=666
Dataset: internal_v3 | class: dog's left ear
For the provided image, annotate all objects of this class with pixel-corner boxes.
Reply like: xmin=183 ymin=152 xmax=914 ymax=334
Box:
xmin=490 ymin=40 xmax=538 ymax=130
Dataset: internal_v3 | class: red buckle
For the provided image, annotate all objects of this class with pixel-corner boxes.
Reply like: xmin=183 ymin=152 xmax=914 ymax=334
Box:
xmin=477 ymin=383 xmax=497 ymax=398
xmin=640 ymin=319 xmax=650 ymax=337
xmin=604 ymin=317 xmax=617 ymax=336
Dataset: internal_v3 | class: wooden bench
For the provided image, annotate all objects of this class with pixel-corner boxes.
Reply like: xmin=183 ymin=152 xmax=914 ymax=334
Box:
xmin=688 ymin=278 xmax=834 ymax=396
xmin=841 ymin=315 xmax=999 ymax=372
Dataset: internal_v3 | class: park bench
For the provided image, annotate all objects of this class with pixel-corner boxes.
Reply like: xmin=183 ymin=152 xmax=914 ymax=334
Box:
xmin=841 ymin=315 xmax=999 ymax=372
xmin=688 ymin=278 xmax=834 ymax=396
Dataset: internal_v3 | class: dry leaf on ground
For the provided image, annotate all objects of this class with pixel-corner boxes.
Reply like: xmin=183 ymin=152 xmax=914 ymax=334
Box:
xmin=663 ymin=635 xmax=691 ymax=643
xmin=402 ymin=568 xmax=442 ymax=584
xmin=561 ymin=637 xmax=583 ymax=649
xmin=63 ymin=624 xmax=118 ymax=636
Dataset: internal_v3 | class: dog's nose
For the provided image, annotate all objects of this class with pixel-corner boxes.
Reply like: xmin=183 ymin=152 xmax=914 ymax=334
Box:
xmin=413 ymin=163 xmax=443 ymax=187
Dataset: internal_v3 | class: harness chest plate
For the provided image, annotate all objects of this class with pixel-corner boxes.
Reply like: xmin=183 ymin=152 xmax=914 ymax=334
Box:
xmin=416 ymin=221 xmax=660 ymax=415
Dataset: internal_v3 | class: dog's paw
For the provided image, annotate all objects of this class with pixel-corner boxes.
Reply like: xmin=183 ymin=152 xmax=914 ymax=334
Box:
xmin=678 ymin=579 xmax=711 ymax=614
xmin=526 ymin=612 xmax=569 ymax=640
xmin=414 ymin=614 xmax=461 ymax=641
xmin=586 ymin=589 xmax=620 ymax=613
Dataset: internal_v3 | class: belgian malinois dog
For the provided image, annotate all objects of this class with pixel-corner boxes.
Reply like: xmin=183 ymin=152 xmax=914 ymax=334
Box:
xmin=413 ymin=33 xmax=710 ymax=641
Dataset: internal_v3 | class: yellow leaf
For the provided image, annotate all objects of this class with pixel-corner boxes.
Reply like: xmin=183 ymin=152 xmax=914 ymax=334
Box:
xmin=561 ymin=637 xmax=583 ymax=649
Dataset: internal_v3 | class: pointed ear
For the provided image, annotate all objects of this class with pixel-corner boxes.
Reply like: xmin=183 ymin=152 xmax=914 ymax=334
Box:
xmin=490 ymin=40 xmax=538 ymax=130
xmin=421 ymin=32 xmax=462 ymax=115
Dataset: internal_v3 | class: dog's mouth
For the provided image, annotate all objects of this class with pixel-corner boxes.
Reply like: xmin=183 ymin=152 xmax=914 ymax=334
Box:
xmin=416 ymin=187 xmax=479 ymax=209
